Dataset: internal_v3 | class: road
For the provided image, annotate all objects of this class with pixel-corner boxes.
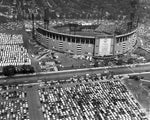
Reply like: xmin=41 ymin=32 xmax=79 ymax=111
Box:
xmin=0 ymin=63 xmax=150 ymax=84
xmin=26 ymin=86 xmax=44 ymax=120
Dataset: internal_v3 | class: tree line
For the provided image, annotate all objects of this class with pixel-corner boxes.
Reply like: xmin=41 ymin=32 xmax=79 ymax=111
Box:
xmin=2 ymin=65 xmax=35 ymax=77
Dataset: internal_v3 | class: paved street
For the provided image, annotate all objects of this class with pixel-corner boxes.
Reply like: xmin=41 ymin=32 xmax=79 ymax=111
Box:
xmin=26 ymin=85 xmax=44 ymax=120
xmin=1 ymin=63 xmax=150 ymax=84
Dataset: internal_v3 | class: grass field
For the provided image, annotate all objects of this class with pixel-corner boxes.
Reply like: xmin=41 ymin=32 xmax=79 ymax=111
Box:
xmin=139 ymin=74 xmax=150 ymax=80
xmin=134 ymin=47 xmax=150 ymax=61
xmin=123 ymin=78 xmax=150 ymax=113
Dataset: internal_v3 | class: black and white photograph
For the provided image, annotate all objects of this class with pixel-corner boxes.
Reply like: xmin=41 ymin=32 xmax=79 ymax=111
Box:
xmin=0 ymin=0 xmax=150 ymax=120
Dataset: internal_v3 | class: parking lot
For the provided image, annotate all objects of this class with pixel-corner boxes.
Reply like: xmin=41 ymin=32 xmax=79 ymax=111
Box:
xmin=0 ymin=84 xmax=30 ymax=120
xmin=0 ymin=72 xmax=149 ymax=120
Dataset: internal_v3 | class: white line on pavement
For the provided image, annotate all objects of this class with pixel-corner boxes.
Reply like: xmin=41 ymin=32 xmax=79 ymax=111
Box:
xmin=127 ymin=66 xmax=135 ymax=73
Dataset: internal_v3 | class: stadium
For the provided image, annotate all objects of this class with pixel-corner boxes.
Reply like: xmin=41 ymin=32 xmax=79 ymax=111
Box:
xmin=36 ymin=23 xmax=137 ymax=57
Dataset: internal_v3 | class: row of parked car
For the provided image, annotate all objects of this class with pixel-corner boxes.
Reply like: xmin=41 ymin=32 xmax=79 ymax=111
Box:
xmin=0 ymin=33 xmax=31 ymax=67
xmin=0 ymin=84 xmax=29 ymax=120
xmin=38 ymin=78 xmax=148 ymax=120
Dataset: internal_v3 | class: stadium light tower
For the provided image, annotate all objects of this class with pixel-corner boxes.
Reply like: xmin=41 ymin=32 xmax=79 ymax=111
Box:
xmin=31 ymin=0 xmax=36 ymax=40
xmin=44 ymin=7 xmax=49 ymax=30
xmin=32 ymin=13 xmax=35 ymax=40
xmin=129 ymin=0 xmax=140 ymax=30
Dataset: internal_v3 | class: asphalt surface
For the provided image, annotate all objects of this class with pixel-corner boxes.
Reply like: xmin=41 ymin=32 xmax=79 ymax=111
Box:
xmin=26 ymin=86 xmax=44 ymax=120
xmin=0 ymin=63 xmax=150 ymax=84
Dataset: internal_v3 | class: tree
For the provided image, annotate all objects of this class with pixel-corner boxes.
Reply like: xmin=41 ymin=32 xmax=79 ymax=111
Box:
xmin=104 ymin=60 xmax=109 ymax=66
xmin=41 ymin=61 xmax=46 ymax=66
xmin=127 ymin=58 xmax=134 ymax=64
xmin=21 ymin=65 xmax=35 ymax=74
xmin=130 ymin=0 xmax=138 ymax=8
xmin=94 ymin=61 xmax=99 ymax=67
xmin=109 ymin=71 xmax=115 ymax=78
xmin=2 ymin=65 xmax=16 ymax=76
xmin=116 ymin=59 xmax=124 ymax=65
xmin=0 ymin=16 xmax=8 ymax=23
xmin=71 ymin=64 xmax=74 ymax=68
xmin=129 ymin=75 xmax=140 ymax=81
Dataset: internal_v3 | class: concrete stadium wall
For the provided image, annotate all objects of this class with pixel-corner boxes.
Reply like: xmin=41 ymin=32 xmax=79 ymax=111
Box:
xmin=36 ymin=27 xmax=137 ymax=56
xmin=36 ymin=27 xmax=94 ymax=56
xmin=115 ymin=29 xmax=137 ymax=54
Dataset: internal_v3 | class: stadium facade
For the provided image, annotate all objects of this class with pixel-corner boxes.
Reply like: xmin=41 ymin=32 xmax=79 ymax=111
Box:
xmin=36 ymin=26 xmax=137 ymax=57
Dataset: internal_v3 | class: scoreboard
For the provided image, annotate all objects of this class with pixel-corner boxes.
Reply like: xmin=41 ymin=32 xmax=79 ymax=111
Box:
xmin=94 ymin=35 xmax=114 ymax=56
xmin=99 ymin=38 xmax=112 ymax=56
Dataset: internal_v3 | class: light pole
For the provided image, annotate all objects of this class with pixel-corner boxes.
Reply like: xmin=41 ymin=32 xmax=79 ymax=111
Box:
xmin=31 ymin=0 xmax=36 ymax=40
xmin=32 ymin=13 xmax=35 ymax=40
